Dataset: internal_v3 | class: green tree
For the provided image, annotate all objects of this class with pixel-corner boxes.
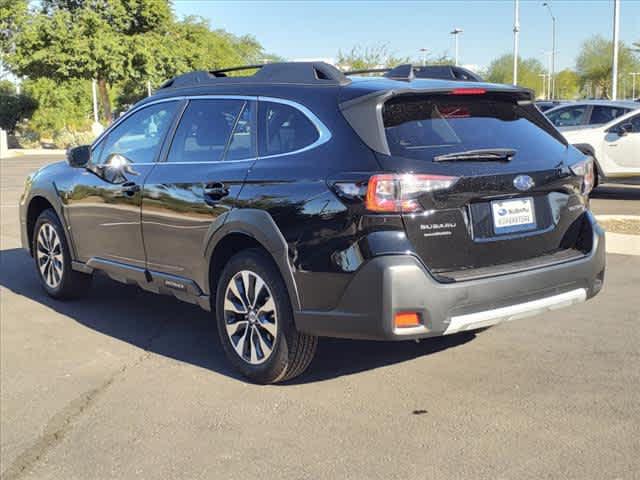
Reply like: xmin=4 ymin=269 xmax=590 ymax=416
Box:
xmin=22 ymin=77 xmax=92 ymax=136
xmin=337 ymin=45 xmax=409 ymax=71
xmin=485 ymin=54 xmax=545 ymax=96
xmin=4 ymin=1 xmax=271 ymax=127
xmin=576 ymin=34 xmax=640 ymax=98
xmin=554 ymin=69 xmax=580 ymax=99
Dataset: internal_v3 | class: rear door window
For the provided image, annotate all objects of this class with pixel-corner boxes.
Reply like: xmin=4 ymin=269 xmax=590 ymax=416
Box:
xmin=258 ymin=101 xmax=319 ymax=156
xmin=589 ymin=106 xmax=630 ymax=125
xmin=166 ymin=99 xmax=246 ymax=163
xmin=383 ymin=94 xmax=565 ymax=161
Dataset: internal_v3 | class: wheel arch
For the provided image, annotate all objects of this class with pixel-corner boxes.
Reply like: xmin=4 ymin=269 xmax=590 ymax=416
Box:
xmin=26 ymin=193 xmax=69 ymax=257
xmin=204 ymin=209 xmax=301 ymax=312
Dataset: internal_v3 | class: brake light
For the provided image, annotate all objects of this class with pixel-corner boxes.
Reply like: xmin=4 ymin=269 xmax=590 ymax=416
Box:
xmin=570 ymin=158 xmax=595 ymax=196
xmin=365 ymin=173 xmax=459 ymax=213
xmin=451 ymin=88 xmax=486 ymax=95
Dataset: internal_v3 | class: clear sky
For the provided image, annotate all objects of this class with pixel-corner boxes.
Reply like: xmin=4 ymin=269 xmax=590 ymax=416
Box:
xmin=173 ymin=0 xmax=640 ymax=72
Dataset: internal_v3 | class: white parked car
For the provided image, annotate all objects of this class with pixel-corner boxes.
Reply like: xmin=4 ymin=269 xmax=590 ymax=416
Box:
xmin=562 ymin=109 xmax=640 ymax=186
xmin=545 ymin=100 xmax=638 ymax=132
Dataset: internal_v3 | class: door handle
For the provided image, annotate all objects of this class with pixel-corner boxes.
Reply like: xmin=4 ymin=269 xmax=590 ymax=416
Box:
xmin=120 ymin=182 xmax=140 ymax=196
xmin=204 ymin=183 xmax=230 ymax=204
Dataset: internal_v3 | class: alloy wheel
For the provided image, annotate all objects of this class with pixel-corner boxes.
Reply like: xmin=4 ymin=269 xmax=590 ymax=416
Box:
xmin=223 ymin=270 xmax=278 ymax=365
xmin=36 ymin=223 xmax=64 ymax=289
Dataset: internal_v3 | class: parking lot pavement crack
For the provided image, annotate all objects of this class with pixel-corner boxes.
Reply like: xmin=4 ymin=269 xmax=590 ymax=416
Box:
xmin=0 ymin=333 xmax=165 ymax=480
xmin=0 ymin=377 xmax=114 ymax=480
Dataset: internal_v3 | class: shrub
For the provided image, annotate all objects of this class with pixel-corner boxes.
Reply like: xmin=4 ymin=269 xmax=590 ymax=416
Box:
xmin=0 ymin=92 xmax=37 ymax=132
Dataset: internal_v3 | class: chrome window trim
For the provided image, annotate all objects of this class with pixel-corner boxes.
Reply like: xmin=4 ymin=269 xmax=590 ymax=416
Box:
xmin=258 ymin=96 xmax=332 ymax=159
xmin=92 ymin=94 xmax=332 ymax=164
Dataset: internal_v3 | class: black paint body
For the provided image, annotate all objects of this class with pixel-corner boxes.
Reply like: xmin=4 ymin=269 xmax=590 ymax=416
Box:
xmin=19 ymin=68 xmax=604 ymax=339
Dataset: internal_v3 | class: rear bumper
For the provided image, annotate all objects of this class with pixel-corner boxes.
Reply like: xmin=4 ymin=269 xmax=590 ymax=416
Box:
xmin=295 ymin=212 xmax=606 ymax=340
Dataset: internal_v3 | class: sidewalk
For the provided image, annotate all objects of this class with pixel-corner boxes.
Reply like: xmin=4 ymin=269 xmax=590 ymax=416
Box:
xmin=1 ymin=148 xmax=67 ymax=159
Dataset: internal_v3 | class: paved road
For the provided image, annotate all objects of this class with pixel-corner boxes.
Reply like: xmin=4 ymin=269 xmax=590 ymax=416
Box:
xmin=1 ymin=155 xmax=639 ymax=479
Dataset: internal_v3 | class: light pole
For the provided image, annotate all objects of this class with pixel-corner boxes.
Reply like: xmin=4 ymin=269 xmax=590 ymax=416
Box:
xmin=419 ymin=48 xmax=429 ymax=66
xmin=538 ymin=73 xmax=547 ymax=99
xmin=543 ymin=50 xmax=553 ymax=100
xmin=450 ymin=28 xmax=463 ymax=66
xmin=513 ymin=0 xmax=520 ymax=85
xmin=630 ymin=72 xmax=639 ymax=100
xmin=612 ymin=0 xmax=620 ymax=100
xmin=542 ymin=2 xmax=556 ymax=100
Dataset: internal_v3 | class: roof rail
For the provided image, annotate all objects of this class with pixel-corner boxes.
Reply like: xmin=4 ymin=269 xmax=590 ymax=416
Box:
xmin=158 ymin=62 xmax=351 ymax=90
xmin=343 ymin=67 xmax=390 ymax=76
xmin=342 ymin=64 xmax=483 ymax=82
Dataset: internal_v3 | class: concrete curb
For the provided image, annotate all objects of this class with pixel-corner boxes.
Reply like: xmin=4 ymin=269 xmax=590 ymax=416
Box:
xmin=595 ymin=215 xmax=640 ymax=257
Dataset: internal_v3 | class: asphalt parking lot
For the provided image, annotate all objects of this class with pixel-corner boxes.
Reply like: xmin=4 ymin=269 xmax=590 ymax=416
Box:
xmin=1 ymin=154 xmax=639 ymax=479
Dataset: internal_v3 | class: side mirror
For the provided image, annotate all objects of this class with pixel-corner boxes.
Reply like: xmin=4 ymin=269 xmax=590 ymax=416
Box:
xmin=100 ymin=153 xmax=139 ymax=184
xmin=618 ymin=122 xmax=633 ymax=137
xmin=66 ymin=145 xmax=91 ymax=168
xmin=612 ymin=122 xmax=633 ymax=137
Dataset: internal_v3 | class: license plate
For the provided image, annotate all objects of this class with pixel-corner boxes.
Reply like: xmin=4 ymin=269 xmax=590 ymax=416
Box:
xmin=491 ymin=197 xmax=536 ymax=234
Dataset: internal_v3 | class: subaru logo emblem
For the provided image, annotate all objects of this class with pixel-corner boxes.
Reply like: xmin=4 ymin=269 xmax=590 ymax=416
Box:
xmin=513 ymin=175 xmax=534 ymax=191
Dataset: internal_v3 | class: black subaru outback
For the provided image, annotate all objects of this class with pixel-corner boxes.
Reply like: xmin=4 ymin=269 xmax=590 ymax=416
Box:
xmin=20 ymin=62 xmax=605 ymax=383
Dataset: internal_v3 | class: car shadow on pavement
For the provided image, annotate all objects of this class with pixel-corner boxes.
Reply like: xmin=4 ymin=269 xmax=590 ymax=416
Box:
xmin=0 ymin=248 xmax=476 ymax=384
xmin=591 ymin=184 xmax=640 ymax=201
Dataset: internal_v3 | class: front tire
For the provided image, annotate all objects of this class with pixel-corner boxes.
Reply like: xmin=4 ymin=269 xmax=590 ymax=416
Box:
xmin=32 ymin=209 xmax=92 ymax=299
xmin=216 ymin=248 xmax=317 ymax=384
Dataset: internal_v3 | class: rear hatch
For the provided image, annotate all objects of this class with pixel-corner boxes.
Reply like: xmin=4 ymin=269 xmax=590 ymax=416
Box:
xmin=376 ymin=90 xmax=589 ymax=278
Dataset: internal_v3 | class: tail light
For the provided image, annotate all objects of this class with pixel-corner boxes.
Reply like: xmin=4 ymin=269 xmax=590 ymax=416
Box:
xmin=570 ymin=158 xmax=595 ymax=196
xmin=365 ymin=173 xmax=459 ymax=213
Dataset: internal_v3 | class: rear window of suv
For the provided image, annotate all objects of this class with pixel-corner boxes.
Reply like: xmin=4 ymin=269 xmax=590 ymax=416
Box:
xmin=383 ymin=95 xmax=565 ymax=161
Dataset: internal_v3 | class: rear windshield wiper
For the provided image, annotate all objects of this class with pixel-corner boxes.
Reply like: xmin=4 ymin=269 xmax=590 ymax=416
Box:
xmin=433 ymin=148 xmax=516 ymax=162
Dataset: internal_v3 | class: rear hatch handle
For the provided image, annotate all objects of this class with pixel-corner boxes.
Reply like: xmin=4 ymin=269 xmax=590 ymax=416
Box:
xmin=433 ymin=148 xmax=516 ymax=162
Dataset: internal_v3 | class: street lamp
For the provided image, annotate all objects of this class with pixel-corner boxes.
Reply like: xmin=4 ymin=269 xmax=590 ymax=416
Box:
xmin=419 ymin=48 xmax=429 ymax=66
xmin=513 ymin=0 xmax=520 ymax=85
xmin=538 ymin=73 xmax=547 ymax=100
xmin=450 ymin=28 xmax=463 ymax=66
xmin=612 ymin=0 xmax=620 ymax=100
xmin=542 ymin=2 xmax=556 ymax=99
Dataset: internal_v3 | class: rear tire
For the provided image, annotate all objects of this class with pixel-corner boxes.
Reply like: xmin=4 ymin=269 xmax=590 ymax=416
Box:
xmin=32 ymin=209 xmax=92 ymax=299
xmin=215 ymin=248 xmax=317 ymax=384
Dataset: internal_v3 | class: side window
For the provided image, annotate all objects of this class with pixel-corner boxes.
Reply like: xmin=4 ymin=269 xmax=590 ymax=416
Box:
xmin=97 ymin=101 xmax=179 ymax=165
xmin=225 ymin=101 xmax=256 ymax=161
xmin=259 ymin=101 xmax=319 ymax=156
xmin=166 ymin=99 xmax=245 ymax=163
xmin=547 ymin=106 xmax=587 ymax=127
xmin=590 ymin=106 xmax=629 ymax=125
xmin=630 ymin=115 xmax=640 ymax=132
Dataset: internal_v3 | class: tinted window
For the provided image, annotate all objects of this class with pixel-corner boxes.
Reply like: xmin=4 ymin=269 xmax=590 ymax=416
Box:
xmin=589 ymin=106 xmax=630 ymax=125
xmin=259 ymin=102 xmax=319 ymax=156
xmin=167 ymin=99 xmax=247 ymax=163
xmin=383 ymin=95 xmax=564 ymax=161
xmin=631 ymin=115 xmax=640 ymax=132
xmin=546 ymin=106 xmax=587 ymax=127
xmin=96 ymin=101 xmax=178 ymax=164
xmin=226 ymin=102 xmax=256 ymax=160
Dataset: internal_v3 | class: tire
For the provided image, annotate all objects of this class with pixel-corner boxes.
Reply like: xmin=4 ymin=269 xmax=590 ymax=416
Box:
xmin=215 ymin=248 xmax=317 ymax=384
xmin=32 ymin=209 xmax=92 ymax=299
